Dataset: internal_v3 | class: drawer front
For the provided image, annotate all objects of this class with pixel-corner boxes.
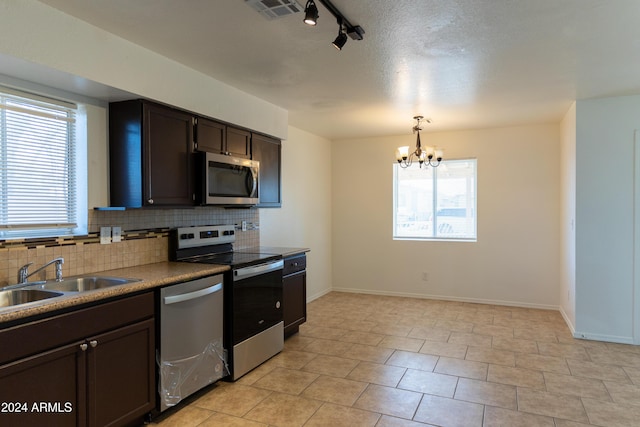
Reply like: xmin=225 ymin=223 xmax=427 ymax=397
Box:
xmin=0 ymin=292 xmax=154 ymax=365
xmin=283 ymin=254 xmax=306 ymax=276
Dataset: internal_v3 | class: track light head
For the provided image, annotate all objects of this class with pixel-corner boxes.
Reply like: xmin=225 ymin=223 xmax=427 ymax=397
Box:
xmin=347 ymin=25 xmax=365 ymax=41
xmin=303 ymin=0 xmax=319 ymax=26
xmin=332 ymin=29 xmax=348 ymax=50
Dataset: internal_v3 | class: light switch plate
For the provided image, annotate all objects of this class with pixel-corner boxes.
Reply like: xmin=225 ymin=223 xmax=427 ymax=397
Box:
xmin=100 ymin=227 xmax=111 ymax=244
xmin=112 ymin=226 xmax=122 ymax=243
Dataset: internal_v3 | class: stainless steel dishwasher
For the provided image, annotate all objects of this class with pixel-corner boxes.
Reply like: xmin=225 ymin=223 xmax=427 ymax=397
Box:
xmin=157 ymin=274 xmax=227 ymax=412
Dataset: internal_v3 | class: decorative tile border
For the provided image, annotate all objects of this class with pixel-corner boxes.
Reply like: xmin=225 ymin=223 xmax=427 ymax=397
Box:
xmin=0 ymin=228 xmax=171 ymax=250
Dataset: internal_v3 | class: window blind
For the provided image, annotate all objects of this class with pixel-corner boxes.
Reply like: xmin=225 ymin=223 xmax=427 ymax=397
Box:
xmin=0 ymin=88 xmax=78 ymax=238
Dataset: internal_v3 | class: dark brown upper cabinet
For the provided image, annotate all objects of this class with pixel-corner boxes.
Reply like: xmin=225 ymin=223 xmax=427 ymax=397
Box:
xmin=110 ymin=99 xmax=283 ymax=208
xmin=225 ymin=126 xmax=251 ymax=158
xmin=194 ymin=119 xmax=251 ymax=159
xmin=252 ymin=133 xmax=282 ymax=208
xmin=109 ymin=100 xmax=196 ymax=208
xmin=194 ymin=117 xmax=225 ymax=153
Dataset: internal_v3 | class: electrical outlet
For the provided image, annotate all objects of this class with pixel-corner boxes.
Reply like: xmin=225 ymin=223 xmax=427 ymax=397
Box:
xmin=241 ymin=220 xmax=247 ymax=231
xmin=422 ymin=272 xmax=429 ymax=281
xmin=112 ymin=226 xmax=122 ymax=243
xmin=100 ymin=227 xmax=111 ymax=245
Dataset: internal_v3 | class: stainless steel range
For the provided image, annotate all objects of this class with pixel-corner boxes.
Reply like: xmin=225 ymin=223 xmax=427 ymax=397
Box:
xmin=170 ymin=225 xmax=284 ymax=380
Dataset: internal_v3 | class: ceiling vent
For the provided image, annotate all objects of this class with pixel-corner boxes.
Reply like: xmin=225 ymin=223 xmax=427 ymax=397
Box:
xmin=245 ymin=0 xmax=304 ymax=20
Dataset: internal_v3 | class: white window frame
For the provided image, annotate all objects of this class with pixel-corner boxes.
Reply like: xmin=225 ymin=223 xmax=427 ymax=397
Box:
xmin=393 ymin=158 xmax=477 ymax=242
xmin=0 ymin=86 xmax=87 ymax=240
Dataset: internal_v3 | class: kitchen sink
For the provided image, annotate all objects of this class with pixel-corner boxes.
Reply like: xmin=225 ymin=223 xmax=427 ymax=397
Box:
xmin=38 ymin=276 xmax=141 ymax=292
xmin=0 ymin=289 xmax=64 ymax=308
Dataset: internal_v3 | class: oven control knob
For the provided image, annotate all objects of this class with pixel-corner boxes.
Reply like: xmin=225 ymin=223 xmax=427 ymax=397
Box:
xmin=276 ymin=301 xmax=281 ymax=309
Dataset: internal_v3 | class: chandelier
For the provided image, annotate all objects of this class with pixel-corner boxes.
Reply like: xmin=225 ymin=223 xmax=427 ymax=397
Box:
xmin=396 ymin=116 xmax=443 ymax=168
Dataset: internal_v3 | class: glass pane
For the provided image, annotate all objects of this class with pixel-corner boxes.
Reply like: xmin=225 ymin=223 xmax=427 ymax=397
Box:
xmin=208 ymin=163 xmax=251 ymax=197
xmin=394 ymin=164 xmax=434 ymax=238
xmin=435 ymin=160 xmax=476 ymax=238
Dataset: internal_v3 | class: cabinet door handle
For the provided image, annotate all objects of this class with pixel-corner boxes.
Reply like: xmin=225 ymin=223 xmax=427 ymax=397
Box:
xmin=89 ymin=340 xmax=98 ymax=348
xmin=80 ymin=343 xmax=88 ymax=351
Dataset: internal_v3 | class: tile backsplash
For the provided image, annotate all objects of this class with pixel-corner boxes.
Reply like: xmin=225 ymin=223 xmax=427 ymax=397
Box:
xmin=0 ymin=207 xmax=259 ymax=287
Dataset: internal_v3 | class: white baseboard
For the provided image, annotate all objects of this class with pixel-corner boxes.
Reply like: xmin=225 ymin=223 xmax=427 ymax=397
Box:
xmin=558 ymin=305 xmax=635 ymax=344
xmin=306 ymin=287 xmax=332 ymax=303
xmin=559 ymin=306 xmax=576 ymax=335
xmin=331 ymin=286 xmax=559 ymax=311
xmin=571 ymin=331 xmax=634 ymax=344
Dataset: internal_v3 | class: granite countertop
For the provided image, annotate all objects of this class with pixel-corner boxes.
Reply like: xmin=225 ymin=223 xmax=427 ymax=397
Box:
xmin=0 ymin=262 xmax=229 ymax=325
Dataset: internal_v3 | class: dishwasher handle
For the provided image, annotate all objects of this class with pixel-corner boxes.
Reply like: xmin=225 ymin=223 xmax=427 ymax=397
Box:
xmin=163 ymin=282 xmax=222 ymax=305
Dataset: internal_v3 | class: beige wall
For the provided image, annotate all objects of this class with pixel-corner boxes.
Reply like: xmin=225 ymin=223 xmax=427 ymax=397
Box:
xmin=260 ymin=126 xmax=333 ymax=301
xmin=332 ymin=124 xmax=561 ymax=308
xmin=560 ymin=103 xmax=576 ymax=330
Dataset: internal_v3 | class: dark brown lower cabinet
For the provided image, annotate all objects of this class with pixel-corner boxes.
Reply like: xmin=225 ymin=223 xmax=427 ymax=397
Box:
xmin=283 ymin=253 xmax=307 ymax=337
xmin=0 ymin=341 xmax=86 ymax=427
xmin=89 ymin=319 xmax=155 ymax=427
xmin=0 ymin=292 xmax=155 ymax=427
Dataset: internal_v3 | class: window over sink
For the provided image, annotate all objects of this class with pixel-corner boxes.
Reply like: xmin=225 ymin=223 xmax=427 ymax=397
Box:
xmin=0 ymin=87 xmax=87 ymax=239
xmin=393 ymin=159 xmax=477 ymax=241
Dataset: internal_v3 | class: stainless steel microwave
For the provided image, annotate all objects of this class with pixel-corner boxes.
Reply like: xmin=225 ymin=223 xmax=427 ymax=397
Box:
xmin=203 ymin=152 xmax=259 ymax=206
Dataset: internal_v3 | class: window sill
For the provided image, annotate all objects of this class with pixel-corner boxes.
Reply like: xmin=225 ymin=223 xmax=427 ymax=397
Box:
xmin=393 ymin=237 xmax=477 ymax=243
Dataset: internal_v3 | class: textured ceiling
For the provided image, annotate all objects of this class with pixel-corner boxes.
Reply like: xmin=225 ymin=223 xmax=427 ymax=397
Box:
xmin=36 ymin=0 xmax=640 ymax=139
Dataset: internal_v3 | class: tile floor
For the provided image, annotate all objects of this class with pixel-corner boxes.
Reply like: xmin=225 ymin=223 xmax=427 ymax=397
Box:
xmin=150 ymin=292 xmax=640 ymax=427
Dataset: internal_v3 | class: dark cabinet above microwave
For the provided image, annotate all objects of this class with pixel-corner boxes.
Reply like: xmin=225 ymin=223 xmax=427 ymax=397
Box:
xmin=194 ymin=117 xmax=225 ymax=154
xmin=194 ymin=118 xmax=250 ymax=159
xmin=109 ymin=100 xmax=196 ymax=208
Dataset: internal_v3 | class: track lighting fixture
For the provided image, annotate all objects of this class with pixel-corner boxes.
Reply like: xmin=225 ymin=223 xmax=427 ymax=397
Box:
xmin=332 ymin=19 xmax=348 ymax=50
xmin=303 ymin=0 xmax=365 ymax=49
xmin=303 ymin=0 xmax=319 ymax=26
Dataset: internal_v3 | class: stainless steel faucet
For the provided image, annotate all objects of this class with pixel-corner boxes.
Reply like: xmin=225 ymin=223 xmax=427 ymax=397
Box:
xmin=17 ymin=257 xmax=64 ymax=284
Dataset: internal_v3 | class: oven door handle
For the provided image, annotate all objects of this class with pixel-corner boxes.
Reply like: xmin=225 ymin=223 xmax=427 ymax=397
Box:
xmin=163 ymin=283 xmax=222 ymax=305
xmin=234 ymin=260 xmax=284 ymax=281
